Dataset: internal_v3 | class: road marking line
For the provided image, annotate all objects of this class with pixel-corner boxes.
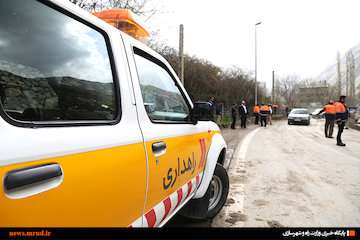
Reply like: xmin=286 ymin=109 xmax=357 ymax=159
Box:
xmin=235 ymin=128 xmax=261 ymax=161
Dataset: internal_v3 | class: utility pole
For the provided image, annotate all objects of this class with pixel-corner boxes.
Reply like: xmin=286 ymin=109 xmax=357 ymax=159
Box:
xmin=272 ymin=70 xmax=275 ymax=103
xmin=346 ymin=53 xmax=349 ymax=97
xmin=254 ymin=22 xmax=262 ymax=105
xmin=337 ymin=51 xmax=341 ymax=97
xmin=179 ymin=24 xmax=184 ymax=85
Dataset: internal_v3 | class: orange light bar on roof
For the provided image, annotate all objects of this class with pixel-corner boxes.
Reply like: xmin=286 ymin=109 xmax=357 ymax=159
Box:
xmin=93 ymin=9 xmax=149 ymax=41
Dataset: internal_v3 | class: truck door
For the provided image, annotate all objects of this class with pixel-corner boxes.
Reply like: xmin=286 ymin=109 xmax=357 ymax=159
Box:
xmin=0 ymin=0 xmax=146 ymax=227
xmin=129 ymin=46 xmax=212 ymax=227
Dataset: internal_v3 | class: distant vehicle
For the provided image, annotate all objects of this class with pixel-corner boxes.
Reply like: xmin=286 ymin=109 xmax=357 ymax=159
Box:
xmin=288 ymin=108 xmax=311 ymax=125
xmin=354 ymin=107 xmax=360 ymax=124
xmin=311 ymin=108 xmax=324 ymax=119
xmin=348 ymin=107 xmax=357 ymax=114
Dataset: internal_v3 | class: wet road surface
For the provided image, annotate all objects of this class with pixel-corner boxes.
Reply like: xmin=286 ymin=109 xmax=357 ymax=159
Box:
xmin=213 ymin=119 xmax=360 ymax=227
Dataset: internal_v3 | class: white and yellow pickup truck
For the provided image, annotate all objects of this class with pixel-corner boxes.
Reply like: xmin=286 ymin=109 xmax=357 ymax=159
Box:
xmin=0 ymin=0 xmax=229 ymax=227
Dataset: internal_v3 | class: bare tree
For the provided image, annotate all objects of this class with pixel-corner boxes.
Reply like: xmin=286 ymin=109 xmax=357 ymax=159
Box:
xmin=279 ymin=75 xmax=300 ymax=107
xmin=68 ymin=0 xmax=96 ymax=10
xmin=346 ymin=51 xmax=356 ymax=105
xmin=107 ymin=0 xmax=148 ymax=15
xmin=150 ymin=43 xmax=262 ymax=109
xmin=68 ymin=0 xmax=157 ymax=17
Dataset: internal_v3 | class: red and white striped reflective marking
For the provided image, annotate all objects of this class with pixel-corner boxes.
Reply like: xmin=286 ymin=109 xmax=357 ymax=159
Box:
xmin=129 ymin=172 xmax=203 ymax=227
xmin=198 ymin=138 xmax=207 ymax=169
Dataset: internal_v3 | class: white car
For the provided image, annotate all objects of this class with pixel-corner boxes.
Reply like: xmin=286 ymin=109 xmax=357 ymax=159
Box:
xmin=288 ymin=108 xmax=311 ymax=125
xmin=354 ymin=107 xmax=360 ymax=124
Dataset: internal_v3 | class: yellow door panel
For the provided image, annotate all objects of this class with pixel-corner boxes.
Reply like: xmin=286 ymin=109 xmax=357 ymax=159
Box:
xmin=145 ymin=131 xmax=213 ymax=212
xmin=0 ymin=143 xmax=146 ymax=227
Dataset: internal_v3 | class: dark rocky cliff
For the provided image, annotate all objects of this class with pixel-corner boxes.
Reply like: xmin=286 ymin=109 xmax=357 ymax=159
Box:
xmin=0 ymin=70 xmax=116 ymax=121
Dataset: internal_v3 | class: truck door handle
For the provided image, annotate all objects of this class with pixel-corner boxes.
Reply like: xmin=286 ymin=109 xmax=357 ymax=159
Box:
xmin=152 ymin=142 xmax=167 ymax=157
xmin=4 ymin=163 xmax=63 ymax=198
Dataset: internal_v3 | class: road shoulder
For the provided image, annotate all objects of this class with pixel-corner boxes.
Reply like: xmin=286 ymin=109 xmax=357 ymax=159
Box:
xmin=212 ymin=127 xmax=260 ymax=227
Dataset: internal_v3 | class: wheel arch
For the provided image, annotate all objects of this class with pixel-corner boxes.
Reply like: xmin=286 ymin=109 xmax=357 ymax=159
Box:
xmin=217 ymin=148 xmax=226 ymax=165
xmin=193 ymin=133 xmax=226 ymax=199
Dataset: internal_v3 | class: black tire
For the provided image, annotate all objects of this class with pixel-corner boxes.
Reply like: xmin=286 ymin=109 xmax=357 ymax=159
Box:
xmin=288 ymin=120 xmax=291 ymax=125
xmin=206 ymin=163 xmax=229 ymax=219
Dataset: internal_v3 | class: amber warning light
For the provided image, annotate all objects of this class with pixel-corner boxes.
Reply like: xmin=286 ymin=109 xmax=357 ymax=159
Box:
xmin=93 ymin=9 xmax=149 ymax=41
xmin=347 ymin=230 xmax=357 ymax=237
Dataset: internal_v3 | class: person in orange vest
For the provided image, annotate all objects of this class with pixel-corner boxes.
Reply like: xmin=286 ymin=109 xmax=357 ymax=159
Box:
xmin=253 ymin=104 xmax=260 ymax=125
xmin=318 ymin=100 xmax=336 ymax=138
xmin=259 ymin=103 xmax=270 ymax=127
xmin=334 ymin=95 xmax=349 ymax=146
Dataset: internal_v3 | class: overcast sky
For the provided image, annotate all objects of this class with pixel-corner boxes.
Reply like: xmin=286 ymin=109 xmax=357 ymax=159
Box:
xmin=144 ymin=0 xmax=360 ymax=89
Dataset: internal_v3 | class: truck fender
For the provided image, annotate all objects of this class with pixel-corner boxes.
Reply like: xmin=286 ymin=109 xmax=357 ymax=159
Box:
xmin=193 ymin=133 xmax=226 ymax=199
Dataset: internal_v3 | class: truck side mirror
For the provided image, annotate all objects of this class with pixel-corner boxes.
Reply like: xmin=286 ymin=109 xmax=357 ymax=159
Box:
xmin=144 ymin=102 xmax=155 ymax=113
xmin=189 ymin=101 xmax=213 ymax=124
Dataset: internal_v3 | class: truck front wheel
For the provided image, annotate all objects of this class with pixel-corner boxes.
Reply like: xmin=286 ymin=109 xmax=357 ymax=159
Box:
xmin=206 ymin=163 xmax=229 ymax=218
xmin=178 ymin=163 xmax=229 ymax=221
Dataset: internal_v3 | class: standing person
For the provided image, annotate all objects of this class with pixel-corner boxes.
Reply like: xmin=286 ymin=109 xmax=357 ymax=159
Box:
xmin=208 ymin=96 xmax=216 ymax=122
xmin=253 ymin=104 xmax=260 ymax=125
xmin=209 ymin=96 xmax=215 ymax=105
xmin=334 ymin=96 xmax=348 ymax=146
xmin=230 ymin=103 xmax=237 ymax=129
xmin=318 ymin=100 xmax=336 ymax=138
xmin=238 ymin=100 xmax=248 ymax=128
xmin=259 ymin=103 xmax=270 ymax=127
xmin=215 ymin=102 xmax=223 ymax=126
xmin=268 ymin=104 xmax=273 ymax=125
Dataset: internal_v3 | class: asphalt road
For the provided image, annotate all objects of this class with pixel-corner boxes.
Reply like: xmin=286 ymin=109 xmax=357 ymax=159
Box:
xmin=213 ymin=119 xmax=360 ymax=227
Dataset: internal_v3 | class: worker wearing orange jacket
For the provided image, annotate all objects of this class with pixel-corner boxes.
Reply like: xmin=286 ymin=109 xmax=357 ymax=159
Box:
xmin=253 ymin=104 xmax=260 ymax=125
xmin=334 ymin=95 xmax=348 ymax=146
xmin=318 ymin=100 xmax=336 ymax=138
xmin=259 ymin=103 xmax=270 ymax=127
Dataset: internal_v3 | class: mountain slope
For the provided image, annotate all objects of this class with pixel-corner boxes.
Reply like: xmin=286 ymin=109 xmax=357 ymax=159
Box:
xmin=317 ymin=43 xmax=360 ymax=92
